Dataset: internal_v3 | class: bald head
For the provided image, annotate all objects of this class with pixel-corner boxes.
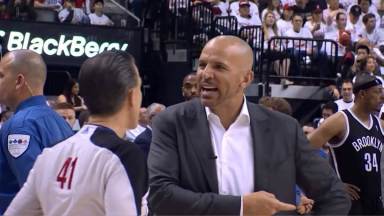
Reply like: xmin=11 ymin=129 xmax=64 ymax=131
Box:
xmin=5 ymin=50 xmax=47 ymax=92
xmin=203 ymin=35 xmax=254 ymax=72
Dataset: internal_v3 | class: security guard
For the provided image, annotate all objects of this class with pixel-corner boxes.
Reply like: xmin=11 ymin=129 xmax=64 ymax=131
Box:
xmin=0 ymin=50 xmax=73 ymax=214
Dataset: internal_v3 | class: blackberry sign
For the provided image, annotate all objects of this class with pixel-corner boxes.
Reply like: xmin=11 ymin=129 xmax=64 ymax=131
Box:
xmin=0 ymin=20 xmax=141 ymax=66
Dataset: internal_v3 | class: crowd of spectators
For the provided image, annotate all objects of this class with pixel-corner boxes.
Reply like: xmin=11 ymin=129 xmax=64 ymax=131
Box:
xmin=0 ymin=0 xmax=113 ymax=26
xmin=178 ymin=0 xmax=384 ymax=85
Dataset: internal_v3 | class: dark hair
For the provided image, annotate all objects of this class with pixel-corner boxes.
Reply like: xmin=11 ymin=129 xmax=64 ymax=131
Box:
xmin=292 ymin=13 xmax=303 ymax=20
xmin=358 ymin=0 xmax=372 ymax=5
xmin=78 ymin=110 xmax=90 ymax=127
xmin=336 ymin=12 xmax=346 ymax=21
xmin=356 ymin=44 xmax=370 ymax=54
xmin=322 ymin=101 xmax=338 ymax=114
xmin=362 ymin=13 xmax=375 ymax=24
xmin=342 ymin=79 xmax=353 ymax=85
xmin=92 ymin=0 xmax=104 ymax=5
xmin=79 ymin=50 xmax=139 ymax=116
xmin=62 ymin=79 xmax=82 ymax=107
xmin=183 ymin=72 xmax=198 ymax=84
xmin=53 ymin=102 xmax=74 ymax=110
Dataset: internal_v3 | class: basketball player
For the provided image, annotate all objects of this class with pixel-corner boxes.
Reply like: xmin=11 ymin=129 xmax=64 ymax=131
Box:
xmin=309 ymin=72 xmax=384 ymax=214
xmin=4 ymin=51 xmax=147 ymax=215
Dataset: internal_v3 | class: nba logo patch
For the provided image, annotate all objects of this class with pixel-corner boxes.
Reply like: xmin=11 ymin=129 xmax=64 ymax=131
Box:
xmin=8 ymin=134 xmax=30 ymax=158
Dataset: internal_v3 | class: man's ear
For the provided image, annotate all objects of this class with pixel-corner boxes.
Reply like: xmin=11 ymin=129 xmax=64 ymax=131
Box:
xmin=126 ymin=89 xmax=134 ymax=107
xmin=241 ymin=70 xmax=254 ymax=88
xmin=15 ymin=74 xmax=25 ymax=90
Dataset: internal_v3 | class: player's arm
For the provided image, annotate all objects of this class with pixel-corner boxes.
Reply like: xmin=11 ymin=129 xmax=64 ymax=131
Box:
xmin=5 ymin=126 xmax=43 ymax=186
xmin=308 ymin=112 xmax=346 ymax=149
xmin=4 ymin=154 xmax=43 ymax=216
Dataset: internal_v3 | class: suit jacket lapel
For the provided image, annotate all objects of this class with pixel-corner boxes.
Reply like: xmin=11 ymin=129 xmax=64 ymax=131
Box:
xmin=247 ymin=102 xmax=273 ymax=192
xmin=187 ymin=100 xmax=219 ymax=193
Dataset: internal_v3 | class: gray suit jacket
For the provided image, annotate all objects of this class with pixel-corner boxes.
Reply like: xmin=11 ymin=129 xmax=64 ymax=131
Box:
xmin=148 ymin=98 xmax=350 ymax=215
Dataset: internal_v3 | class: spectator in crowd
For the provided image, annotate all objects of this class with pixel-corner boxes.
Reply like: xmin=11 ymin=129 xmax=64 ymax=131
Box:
xmin=359 ymin=0 xmax=381 ymax=26
xmin=73 ymin=0 xmax=89 ymax=14
xmin=378 ymin=0 xmax=384 ymax=28
xmin=148 ymin=35 xmax=350 ymax=215
xmin=340 ymin=0 xmax=356 ymax=9
xmin=5 ymin=50 xmax=148 ymax=216
xmin=309 ymin=73 xmax=384 ymax=214
xmin=0 ymin=50 xmax=73 ymax=214
xmin=34 ymin=0 xmax=62 ymax=12
xmin=261 ymin=0 xmax=281 ymax=21
xmin=292 ymin=0 xmax=317 ymax=22
xmin=304 ymin=5 xmax=327 ymax=39
xmin=134 ymin=102 xmax=165 ymax=158
xmin=284 ymin=13 xmax=313 ymax=46
xmin=358 ymin=13 xmax=384 ymax=48
xmin=57 ymin=78 xmax=87 ymax=117
xmin=262 ymin=11 xmax=292 ymax=85
xmin=324 ymin=0 xmax=346 ymax=28
xmin=58 ymin=0 xmax=88 ymax=24
xmin=357 ymin=55 xmax=384 ymax=83
xmin=316 ymin=101 xmax=339 ymax=127
xmin=347 ymin=43 xmax=370 ymax=77
xmin=7 ymin=0 xmax=36 ymax=20
xmin=53 ymin=102 xmax=76 ymax=129
xmin=234 ymin=0 xmax=261 ymax=29
xmin=125 ymin=107 xmax=149 ymax=141
xmin=324 ymin=12 xmax=352 ymax=57
xmin=88 ymin=0 xmax=113 ymax=26
xmin=335 ymin=79 xmax=355 ymax=110
xmin=209 ymin=0 xmax=228 ymax=17
xmin=182 ymin=72 xmax=200 ymax=101
xmin=258 ymin=96 xmax=293 ymax=115
xmin=230 ymin=0 xmax=259 ymax=17
xmin=346 ymin=5 xmax=364 ymax=41
xmin=285 ymin=13 xmax=323 ymax=76
xmin=373 ymin=41 xmax=384 ymax=67
xmin=277 ymin=3 xmax=294 ymax=35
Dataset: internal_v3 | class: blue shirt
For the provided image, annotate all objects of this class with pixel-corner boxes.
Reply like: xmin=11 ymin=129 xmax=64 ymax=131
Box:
xmin=0 ymin=96 xmax=73 ymax=213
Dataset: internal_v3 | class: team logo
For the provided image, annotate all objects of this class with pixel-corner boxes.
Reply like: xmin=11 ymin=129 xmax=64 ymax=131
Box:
xmin=8 ymin=134 xmax=30 ymax=158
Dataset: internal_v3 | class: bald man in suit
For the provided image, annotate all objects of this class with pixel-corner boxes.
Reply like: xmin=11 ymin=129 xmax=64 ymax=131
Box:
xmin=148 ymin=35 xmax=351 ymax=215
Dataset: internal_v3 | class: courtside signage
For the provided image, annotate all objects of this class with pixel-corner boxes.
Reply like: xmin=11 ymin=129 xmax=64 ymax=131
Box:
xmin=5 ymin=31 xmax=128 ymax=57
xmin=0 ymin=20 xmax=141 ymax=66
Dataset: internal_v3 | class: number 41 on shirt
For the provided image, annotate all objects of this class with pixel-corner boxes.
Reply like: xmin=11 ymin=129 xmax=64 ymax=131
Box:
xmin=57 ymin=157 xmax=78 ymax=190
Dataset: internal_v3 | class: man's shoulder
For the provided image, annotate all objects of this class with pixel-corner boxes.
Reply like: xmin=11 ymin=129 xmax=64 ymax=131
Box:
xmin=247 ymin=102 xmax=297 ymax=124
xmin=2 ymin=106 xmax=52 ymax=131
xmin=157 ymin=99 xmax=201 ymax=120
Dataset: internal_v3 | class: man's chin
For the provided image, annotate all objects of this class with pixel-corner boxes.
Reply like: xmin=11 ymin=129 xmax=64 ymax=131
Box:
xmin=200 ymin=97 xmax=216 ymax=108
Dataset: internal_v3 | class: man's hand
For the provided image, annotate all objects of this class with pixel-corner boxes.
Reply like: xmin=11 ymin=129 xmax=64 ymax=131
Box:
xmin=345 ymin=183 xmax=360 ymax=200
xmin=297 ymin=195 xmax=314 ymax=215
xmin=243 ymin=191 xmax=296 ymax=216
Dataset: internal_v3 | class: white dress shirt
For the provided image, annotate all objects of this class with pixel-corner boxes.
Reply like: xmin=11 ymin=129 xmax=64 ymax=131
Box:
xmin=205 ymin=99 xmax=254 ymax=198
xmin=125 ymin=124 xmax=147 ymax=141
